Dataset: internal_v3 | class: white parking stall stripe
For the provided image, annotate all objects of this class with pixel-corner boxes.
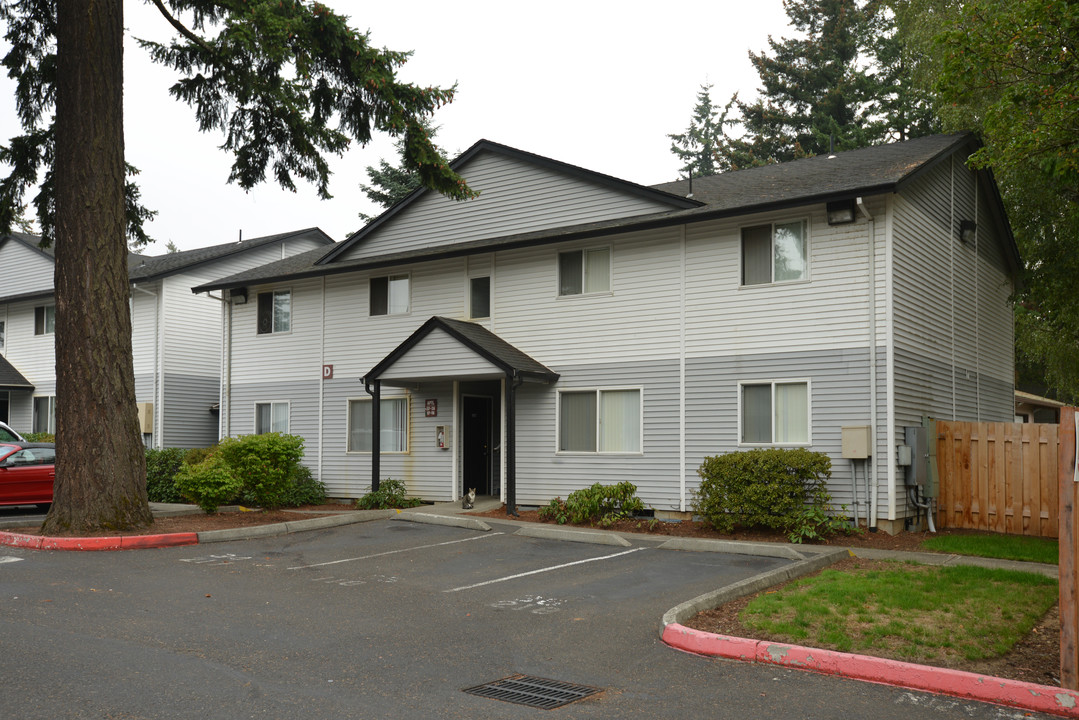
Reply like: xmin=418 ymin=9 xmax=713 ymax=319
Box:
xmin=287 ymin=532 xmax=504 ymax=570
xmin=443 ymin=547 xmax=647 ymax=593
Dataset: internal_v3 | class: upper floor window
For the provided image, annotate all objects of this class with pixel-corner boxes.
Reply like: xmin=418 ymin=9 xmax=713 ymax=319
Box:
xmin=371 ymin=274 xmax=410 ymax=316
xmin=257 ymin=290 xmax=291 ymax=334
xmin=34 ymin=305 xmax=55 ymax=335
xmin=0 ymin=320 xmax=5 ymax=351
xmin=741 ymin=220 xmax=808 ymax=285
xmin=470 ymin=276 xmax=490 ymax=319
xmin=558 ymin=388 xmax=641 ymax=453
xmin=740 ymin=380 xmax=809 ymax=445
xmin=559 ymin=248 xmax=610 ymax=296
xmin=255 ymin=401 xmax=289 ymax=434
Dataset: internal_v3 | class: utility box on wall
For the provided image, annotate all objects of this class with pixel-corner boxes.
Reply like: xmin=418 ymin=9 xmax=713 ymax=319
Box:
xmin=137 ymin=403 xmax=154 ymax=434
xmin=841 ymin=425 xmax=872 ymax=459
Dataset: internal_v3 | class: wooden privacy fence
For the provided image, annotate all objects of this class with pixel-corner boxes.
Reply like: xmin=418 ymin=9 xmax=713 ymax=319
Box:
xmin=936 ymin=419 xmax=1060 ymax=537
xmin=1059 ymin=406 xmax=1078 ymax=689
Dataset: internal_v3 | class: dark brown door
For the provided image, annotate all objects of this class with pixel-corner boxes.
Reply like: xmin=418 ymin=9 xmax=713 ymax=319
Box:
xmin=462 ymin=396 xmax=493 ymax=496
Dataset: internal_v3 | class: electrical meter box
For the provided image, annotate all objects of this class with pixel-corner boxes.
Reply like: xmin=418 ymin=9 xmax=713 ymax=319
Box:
xmin=903 ymin=424 xmax=938 ymax=499
xmin=136 ymin=403 xmax=154 ymax=434
xmin=841 ymin=425 xmax=871 ymax=459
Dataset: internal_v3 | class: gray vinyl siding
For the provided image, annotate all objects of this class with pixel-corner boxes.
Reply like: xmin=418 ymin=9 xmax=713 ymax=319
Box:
xmin=892 ymin=156 xmax=1014 ymax=428
xmin=317 ymin=379 xmax=456 ymax=500
xmin=515 ymin=360 xmax=682 ymax=511
xmin=161 ymin=373 xmax=220 ymax=448
xmin=227 ymin=379 xmax=321 ymax=447
xmin=337 ymin=150 xmax=678 ymax=261
xmin=685 ymin=348 xmax=873 ymax=514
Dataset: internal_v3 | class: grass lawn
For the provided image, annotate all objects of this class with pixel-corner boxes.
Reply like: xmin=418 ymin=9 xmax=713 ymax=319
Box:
xmin=740 ymin=562 xmax=1057 ymax=664
xmin=920 ymin=533 xmax=1058 ymax=564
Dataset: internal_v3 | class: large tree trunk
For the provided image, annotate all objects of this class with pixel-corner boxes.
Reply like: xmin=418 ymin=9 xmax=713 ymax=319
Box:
xmin=43 ymin=0 xmax=152 ymax=534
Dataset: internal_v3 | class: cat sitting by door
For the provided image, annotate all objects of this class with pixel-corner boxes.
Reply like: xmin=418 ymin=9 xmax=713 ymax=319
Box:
xmin=462 ymin=488 xmax=476 ymax=510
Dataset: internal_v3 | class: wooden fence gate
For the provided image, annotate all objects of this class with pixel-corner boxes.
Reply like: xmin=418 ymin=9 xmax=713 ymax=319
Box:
xmin=936 ymin=419 xmax=1059 ymax=537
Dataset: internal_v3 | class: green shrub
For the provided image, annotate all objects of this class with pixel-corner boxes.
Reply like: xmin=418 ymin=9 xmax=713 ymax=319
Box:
xmin=183 ymin=444 xmax=218 ymax=467
xmin=280 ymin=463 xmax=327 ymax=507
xmin=216 ymin=433 xmax=305 ymax=510
xmin=355 ymin=478 xmax=422 ymax=509
xmin=175 ymin=456 xmax=243 ymax=514
xmin=538 ymin=481 xmax=645 ymax=527
xmin=23 ymin=432 xmax=54 ymax=442
xmin=694 ymin=448 xmax=836 ymax=539
xmin=145 ymin=447 xmax=188 ymax=503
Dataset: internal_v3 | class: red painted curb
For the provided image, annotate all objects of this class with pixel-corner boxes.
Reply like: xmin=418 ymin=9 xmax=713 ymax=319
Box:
xmin=0 ymin=530 xmax=199 ymax=551
xmin=663 ymin=623 xmax=1079 ymax=718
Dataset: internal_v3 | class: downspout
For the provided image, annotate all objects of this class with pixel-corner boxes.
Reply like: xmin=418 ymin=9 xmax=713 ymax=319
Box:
xmin=505 ymin=370 xmax=523 ymax=517
xmin=679 ymin=224 xmax=687 ymax=513
xmin=856 ymin=197 xmax=879 ymax=530
xmin=364 ymin=377 xmax=380 ymax=492
xmin=318 ymin=276 xmax=325 ymax=484
xmin=200 ymin=290 xmax=230 ymax=441
xmin=132 ymin=284 xmax=159 ymax=448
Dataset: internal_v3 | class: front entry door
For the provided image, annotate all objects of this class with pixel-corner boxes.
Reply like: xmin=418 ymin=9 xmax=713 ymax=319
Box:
xmin=462 ymin=396 xmax=493 ymax=496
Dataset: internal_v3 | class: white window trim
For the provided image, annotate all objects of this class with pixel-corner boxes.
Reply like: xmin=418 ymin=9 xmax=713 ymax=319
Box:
xmin=32 ymin=394 xmax=56 ymax=434
xmin=257 ymin=288 xmax=293 ymax=335
xmin=369 ymin=273 xmax=412 ymax=318
xmin=736 ymin=379 xmax=812 ymax=447
xmin=253 ymin=400 xmax=290 ymax=434
xmin=738 ymin=217 xmax=811 ymax=287
xmin=555 ymin=386 xmax=644 ymax=455
xmin=556 ymin=245 xmax=613 ymax=299
xmin=345 ymin=394 xmax=411 ymax=454
xmin=467 ymin=274 xmax=492 ymax=320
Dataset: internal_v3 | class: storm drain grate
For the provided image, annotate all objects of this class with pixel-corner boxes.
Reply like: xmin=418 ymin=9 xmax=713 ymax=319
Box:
xmin=462 ymin=674 xmax=602 ymax=709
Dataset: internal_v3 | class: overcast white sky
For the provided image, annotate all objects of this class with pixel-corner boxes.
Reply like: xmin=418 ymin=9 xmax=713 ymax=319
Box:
xmin=2 ymin=1 xmax=794 ymax=253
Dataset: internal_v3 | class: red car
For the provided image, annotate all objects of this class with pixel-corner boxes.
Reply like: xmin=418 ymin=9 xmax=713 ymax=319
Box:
xmin=0 ymin=442 xmax=55 ymax=509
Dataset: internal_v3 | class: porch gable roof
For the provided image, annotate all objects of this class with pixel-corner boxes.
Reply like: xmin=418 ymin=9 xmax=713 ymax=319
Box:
xmin=0 ymin=354 xmax=34 ymax=391
xmin=363 ymin=316 xmax=559 ymax=385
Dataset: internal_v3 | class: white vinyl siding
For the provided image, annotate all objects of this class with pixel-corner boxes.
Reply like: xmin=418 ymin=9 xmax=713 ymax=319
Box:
xmin=335 ymin=150 xmax=680 ymax=262
xmin=0 ymin=239 xmax=54 ymax=298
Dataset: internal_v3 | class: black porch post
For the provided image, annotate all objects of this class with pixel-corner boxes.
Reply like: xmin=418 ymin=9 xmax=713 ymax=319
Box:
xmin=365 ymin=378 xmax=381 ymax=492
xmin=506 ymin=372 xmax=520 ymax=516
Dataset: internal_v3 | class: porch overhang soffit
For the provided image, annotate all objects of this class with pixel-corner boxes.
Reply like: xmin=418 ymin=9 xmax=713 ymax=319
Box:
xmin=362 ymin=316 xmax=559 ymax=387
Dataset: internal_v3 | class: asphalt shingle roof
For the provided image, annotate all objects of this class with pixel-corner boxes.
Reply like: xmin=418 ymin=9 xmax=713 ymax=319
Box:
xmin=190 ymin=133 xmax=1017 ymax=292
xmin=0 ymin=353 xmax=33 ymax=390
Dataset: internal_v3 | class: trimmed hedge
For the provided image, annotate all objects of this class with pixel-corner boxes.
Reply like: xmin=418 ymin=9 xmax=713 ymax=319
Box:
xmin=145 ymin=447 xmax=188 ymax=503
xmin=694 ymin=448 xmax=835 ymax=538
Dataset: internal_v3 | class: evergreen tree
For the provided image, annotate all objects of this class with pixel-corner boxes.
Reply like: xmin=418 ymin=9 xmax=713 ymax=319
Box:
xmin=358 ymin=120 xmax=444 ymax=221
xmin=667 ymin=84 xmax=734 ymax=178
xmin=0 ymin=0 xmax=473 ymax=533
xmin=672 ymin=0 xmax=937 ymax=172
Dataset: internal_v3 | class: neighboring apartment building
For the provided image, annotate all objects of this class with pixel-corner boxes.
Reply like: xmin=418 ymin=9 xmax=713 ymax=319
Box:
xmin=195 ymin=134 xmax=1019 ymax=532
xmin=0 ymin=228 xmax=333 ymax=448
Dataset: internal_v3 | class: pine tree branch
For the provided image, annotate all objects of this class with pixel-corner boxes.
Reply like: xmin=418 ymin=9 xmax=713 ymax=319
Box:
xmin=149 ymin=0 xmax=212 ymax=54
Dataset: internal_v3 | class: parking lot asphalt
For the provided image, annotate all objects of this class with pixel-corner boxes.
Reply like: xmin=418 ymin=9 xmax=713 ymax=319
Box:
xmin=0 ymin=501 xmax=1070 ymax=719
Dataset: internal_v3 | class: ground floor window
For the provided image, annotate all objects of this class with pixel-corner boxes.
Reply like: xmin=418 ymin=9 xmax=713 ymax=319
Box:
xmin=348 ymin=396 xmax=408 ymax=452
xmin=0 ymin=390 xmax=8 ymax=423
xmin=740 ymin=380 xmax=809 ymax=444
xmin=255 ymin=401 xmax=289 ymax=434
xmin=558 ymin=388 xmax=641 ymax=453
xmin=33 ymin=395 xmax=55 ymax=434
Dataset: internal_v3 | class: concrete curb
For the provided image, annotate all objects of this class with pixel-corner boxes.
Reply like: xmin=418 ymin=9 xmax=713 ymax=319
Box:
xmin=391 ymin=512 xmax=491 ymax=532
xmin=657 ymin=537 xmax=808 ymax=560
xmin=0 ymin=510 xmax=395 ymax=551
xmin=514 ymin=524 xmax=632 ymax=547
xmin=661 ymin=548 xmax=846 ymax=627
xmin=662 ymin=624 xmax=1079 ymax=718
